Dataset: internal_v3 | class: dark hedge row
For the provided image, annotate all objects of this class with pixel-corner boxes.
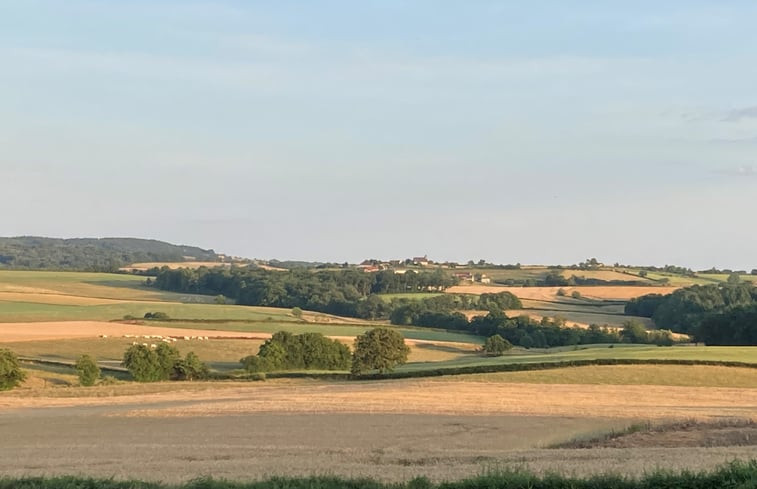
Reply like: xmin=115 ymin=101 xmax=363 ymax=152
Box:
xmin=2 ymin=460 xmax=756 ymax=488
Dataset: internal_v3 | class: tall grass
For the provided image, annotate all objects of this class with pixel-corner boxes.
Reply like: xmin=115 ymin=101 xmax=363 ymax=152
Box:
xmin=1 ymin=461 xmax=756 ymax=488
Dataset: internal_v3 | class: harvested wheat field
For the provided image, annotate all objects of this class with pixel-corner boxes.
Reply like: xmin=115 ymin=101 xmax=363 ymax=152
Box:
xmin=1 ymin=377 xmax=756 ymax=482
xmin=446 ymin=285 xmax=679 ymax=301
xmin=0 ymin=321 xmax=273 ymax=342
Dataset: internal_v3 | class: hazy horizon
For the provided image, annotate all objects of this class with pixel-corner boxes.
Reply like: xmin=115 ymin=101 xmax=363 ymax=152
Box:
xmin=3 ymin=2 xmax=756 ymax=269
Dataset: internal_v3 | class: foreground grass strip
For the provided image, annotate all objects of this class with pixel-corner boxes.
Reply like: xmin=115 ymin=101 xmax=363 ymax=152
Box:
xmin=2 ymin=461 xmax=757 ymax=489
xmin=355 ymin=358 xmax=757 ymax=381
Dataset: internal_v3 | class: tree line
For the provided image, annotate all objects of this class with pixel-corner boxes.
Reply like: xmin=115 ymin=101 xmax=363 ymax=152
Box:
xmin=152 ymin=267 xmax=459 ymax=318
xmin=625 ymin=283 xmax=757 ymax=345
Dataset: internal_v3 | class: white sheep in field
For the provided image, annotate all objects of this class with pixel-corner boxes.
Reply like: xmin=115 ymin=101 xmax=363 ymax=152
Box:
xmin=203 ymin=336 xmax=209 ymax=340
xmin=124 ymin=334 xmax=133 ymax=338
xmin=141 ymin=343 xmax=148 ymax=347
xmin=150 ymin=344 xmax=157 ymax=349
xmin=100 ymin=334 xmax=108 ymax=338
xmin=132 ymin=342 xmax=138 ymax=345
xmin=183 ymin=336 xmax=190 ymax=340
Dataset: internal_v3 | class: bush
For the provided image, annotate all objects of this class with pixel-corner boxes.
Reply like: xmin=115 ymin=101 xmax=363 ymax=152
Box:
xmin=571 ymin=290 xmax=582 ymax=299
xmin=123 ymin=344 xmax=209 ymax=382
xmin=75 ymin=354 xmax=101 ymax=386
xmin=172 ymin=352 xmax=209 ymax=380
xmin=351 ymin=328 xmax=410 ymax=375
xmin=0 ymin=348 xmax=26 ymax=390
xmin=143 ymin=312 xmax=170 ymax=320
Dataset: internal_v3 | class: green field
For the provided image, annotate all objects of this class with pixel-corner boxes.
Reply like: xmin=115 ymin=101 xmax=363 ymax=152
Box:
xmin=395 ymin=344 xmax=757 ymax=373
xmin=0 ymin=300 xmax=299 ymax=323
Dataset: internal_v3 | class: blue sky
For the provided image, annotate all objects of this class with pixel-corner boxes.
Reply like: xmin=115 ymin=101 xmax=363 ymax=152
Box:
xmin=2 ymin=1 xmax=757 ymax=268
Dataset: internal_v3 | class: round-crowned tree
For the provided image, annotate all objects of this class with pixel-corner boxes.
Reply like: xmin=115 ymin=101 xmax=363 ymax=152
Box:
xmin=75 ymin=354 xmax=101 ymax=386
xmin=0 ymin=348 xmax=26 ymax=391
xmin=483 ymin=334 xmax=512 ymax=357
xmin=351 ymin=327 xmax=410 ymax=375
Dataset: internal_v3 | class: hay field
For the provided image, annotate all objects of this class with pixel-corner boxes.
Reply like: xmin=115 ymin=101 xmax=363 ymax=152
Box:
xmin=441 ymin=364 xmax=757 ymax=388
xmin=446 ymin=284 xmax=679 ymax=301
xmin=561 ymin=269 xmax=655 ymax=283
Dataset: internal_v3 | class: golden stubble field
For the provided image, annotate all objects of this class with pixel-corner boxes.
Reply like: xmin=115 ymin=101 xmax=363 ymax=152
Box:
xmin=446 ymin=285 xmax=680 ymax=301
xmin=1 ymin=375 xmax=756 ymax=482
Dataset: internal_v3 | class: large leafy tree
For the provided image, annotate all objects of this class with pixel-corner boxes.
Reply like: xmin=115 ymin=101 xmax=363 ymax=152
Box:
xmin=0 ymin=348 xmax=26 ymax=390
xmin=351 ymin=328 xmax=410 ymax=375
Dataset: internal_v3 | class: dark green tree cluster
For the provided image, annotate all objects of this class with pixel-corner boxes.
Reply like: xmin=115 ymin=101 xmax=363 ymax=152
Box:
xmin=240 ymin=331 xmax=351 ymax=372
xmin=0 ymin=348 xmax=26 ymax=390
xmin=123 ymin=344 xmax=208 ymax=382
xmin=696 ymin=305 xmax=757 ymax=345
xmin=389 ymin=292 xmax=521 ymax=329
xmin=468 ymin=311 xmax=623 ymax=348
xmin=0 ymin=237 xmax=216 ymax=271
xmin=625 ymin=284 xmax=757 ymax=334
xmin=153 ymin=267 xmax=458 ymax=319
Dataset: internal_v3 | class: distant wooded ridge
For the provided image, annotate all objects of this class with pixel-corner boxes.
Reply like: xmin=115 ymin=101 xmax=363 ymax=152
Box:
xmin=0 ymin=237 xmax=218 ymax=271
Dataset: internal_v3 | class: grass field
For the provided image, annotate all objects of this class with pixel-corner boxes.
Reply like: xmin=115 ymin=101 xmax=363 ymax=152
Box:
xmin=0 ymin=300 xmax=302 ymax=323
xmin=395 ymin=344 xmax=757 ymax=372
xmin=442 ymin=364 xmax=757 ymax=388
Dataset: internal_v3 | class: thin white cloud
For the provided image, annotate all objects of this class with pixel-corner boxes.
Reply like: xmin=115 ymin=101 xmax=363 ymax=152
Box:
xmin=722 ymin=106 xmax=757 ymax=122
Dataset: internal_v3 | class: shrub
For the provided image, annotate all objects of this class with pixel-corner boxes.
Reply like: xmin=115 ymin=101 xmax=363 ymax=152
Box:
xmin=172 ymin=352 xmax=210 ymax=380
xmin=571 ymin=290 xmax=582 ymax=299
xmin=291 ymin=306 xmax=303 ymax=319
xmin=75 ymin=354 xmax=101 ymax=386
xmin=351 ymin=328 xmax=410 ymax=375
xmin=0 ymin=348 xmax=26 ymax=390
xmin=143 ymin=312 xmax=170 ymax=320
xmin=123 ymin=344 xmax=209 ymax=382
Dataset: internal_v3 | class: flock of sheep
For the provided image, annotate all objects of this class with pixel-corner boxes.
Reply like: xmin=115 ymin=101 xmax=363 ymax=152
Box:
xmin=98 ymin=333 xmax=212 ymax=349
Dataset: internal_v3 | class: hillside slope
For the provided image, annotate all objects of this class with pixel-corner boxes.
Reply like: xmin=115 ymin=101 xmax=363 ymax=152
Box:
xmin=0 ymin=237 xmax=217 ymax=271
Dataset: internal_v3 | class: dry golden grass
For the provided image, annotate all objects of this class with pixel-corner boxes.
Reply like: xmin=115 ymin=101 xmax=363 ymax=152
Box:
xmin=2 ymin=374 xmax=756 ymax=482
xmin=0 ymin=292 xmax=126 ymax=305
xmin=441 ymin=365 xmax=757 ymax=388
xmin=446 ymin=285 xmax=679 ymax=301
xmin=5 ymin=377 xmax=752 ymax=421
xmin=0 ymin=321 xmax=273 ymax=343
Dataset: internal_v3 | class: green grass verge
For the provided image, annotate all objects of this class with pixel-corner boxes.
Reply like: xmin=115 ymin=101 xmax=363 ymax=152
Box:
xmin=0 ymin=301 xmax=298 ymax=323
xmin=1 ymin=460 xmax=756 ymax=488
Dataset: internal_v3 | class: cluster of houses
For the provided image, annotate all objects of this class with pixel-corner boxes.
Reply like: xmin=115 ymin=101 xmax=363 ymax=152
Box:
xmin=357 ymin=256 xmax=492 ymax=283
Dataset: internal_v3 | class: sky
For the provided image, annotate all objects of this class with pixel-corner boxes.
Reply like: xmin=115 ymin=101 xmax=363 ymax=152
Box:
xmin=2 ymin=1 xmax=757 ymax=269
